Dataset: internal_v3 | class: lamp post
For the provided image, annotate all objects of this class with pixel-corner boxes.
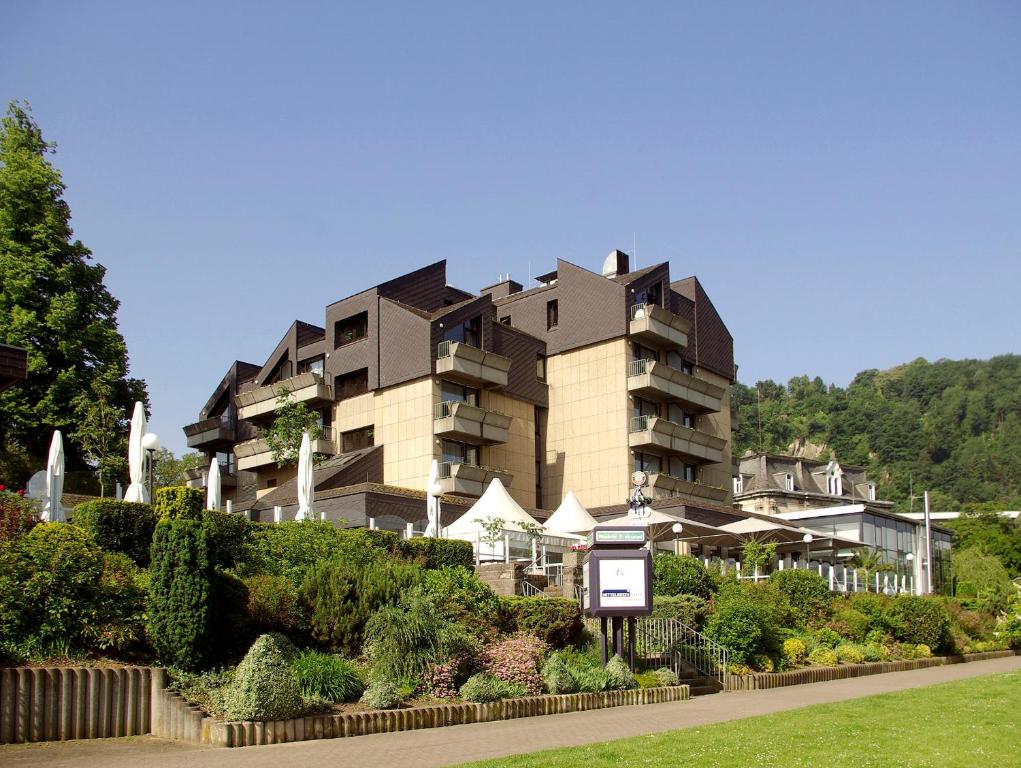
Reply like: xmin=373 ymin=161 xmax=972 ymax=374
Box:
xmin=802 ymin=533 xmax=813 ymax=567
xmin=906 ymin=553 xmax=915 ymax=594
xmin=142 ymin=432 xmax=160 ymax=503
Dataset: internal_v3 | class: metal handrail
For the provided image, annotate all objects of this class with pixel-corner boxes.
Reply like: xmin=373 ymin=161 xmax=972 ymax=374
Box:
xmin=627 ymin=358 xmax=654 ymax=377
xmin=574 ymin=584 xmax=585 ymax=608
xmin=434 ymin=400 xmax=454 ymax=419
xmin=629 ymin=302 xmax=650 ymax=321
xmin=520 ymin=580 xmax=547 ymax=598
xmin=635 ymin=616 xmax=729 ymax=690
xmin=437 ymin=340 xmax=452 ymax=359
xmin=630 ymin=415 xmax=652 ymax=433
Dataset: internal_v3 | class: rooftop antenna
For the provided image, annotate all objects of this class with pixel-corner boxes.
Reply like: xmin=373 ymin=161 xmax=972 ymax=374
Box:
xmin=633 ymin=232 xmax=638 ymax=269
xmin=528 ymin=260 xmax=532 ymax=284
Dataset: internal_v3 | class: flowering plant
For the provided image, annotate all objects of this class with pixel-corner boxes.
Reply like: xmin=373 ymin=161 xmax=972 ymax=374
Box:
xmin=479 ymin=634 xmax=548 ymax=696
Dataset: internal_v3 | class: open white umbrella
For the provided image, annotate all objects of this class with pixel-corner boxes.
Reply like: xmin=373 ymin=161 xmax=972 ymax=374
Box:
xmin=206 ymin=457 xmax=222 ymax=511
xmin=41 ymin=430 xmax=65 ymax=522
xmin=123 ymin=401 xmax=148 ymax=503
xmin=294 ymin=430 xmax=314 ymax=521
xmin=424 ymin=458 xmax=443 ymax=537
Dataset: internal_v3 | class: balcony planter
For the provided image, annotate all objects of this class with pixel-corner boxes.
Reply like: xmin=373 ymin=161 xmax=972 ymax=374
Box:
xmin=435 ymin=342 xmax=511 ymax=388
xmin=433 ymin=401 xmax=512 ymax=445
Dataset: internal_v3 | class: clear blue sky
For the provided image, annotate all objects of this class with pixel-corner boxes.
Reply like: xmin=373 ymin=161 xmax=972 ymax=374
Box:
xmin=5 ymin=2 xmax=1020 ymax=455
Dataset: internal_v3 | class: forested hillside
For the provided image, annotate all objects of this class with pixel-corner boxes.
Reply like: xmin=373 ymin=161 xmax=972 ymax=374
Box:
xmin=732 ymin=355 xmax=1021 ymax=512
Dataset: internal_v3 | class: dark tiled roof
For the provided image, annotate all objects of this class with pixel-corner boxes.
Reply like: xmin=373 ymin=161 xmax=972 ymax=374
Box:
xmin=611 ymin=263 xmax=665 ymax=285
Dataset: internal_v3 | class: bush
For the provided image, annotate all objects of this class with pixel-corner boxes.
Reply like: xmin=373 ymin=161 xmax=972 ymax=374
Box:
xmin=812 ymin=627 xmax=842 ymax=649
xmin=422 ymin=567 xmax=501 ymax=636
xmin=605 ymin=655 xmax=637 ymax=690
xmin=997 ymin=597 xmax=1021 ymax=649
xmin=862 ymin=642 xmax=889 ymax=662
xmin=222 ymin=634 xmax=304 ymax=721
xmin=651 ymin=595 xmax=708 ymax=628
xmin=480 ymin=634 xmax=548 ymax=696
xmin=703 ymin=584 xmax=783 ymax=665
xmin=828 ymin=608 xmax=871 ymax=642
xmin=292 ymin=651 xmax=364 ymax=703
xmin=835 ymin=644 xmax=864 ymax=664
xmin=209 ymin=571 xmax=253 ymax=663
xmin=72 ymin=500 xmax=156 ymax=566
xmin=782 ymin=637 xmax=807 ymax=666
xmin=886 ymin=596 xmax=952 ymax=652
xmin=653 ymin=666 xmax=679 ymax=686
xmin=154 ymin=487 xmax=204 ymax=520
xmin=459 ymin=672 xmax=524 ymax=703
xmin=300 ymin=557 xmax=422 ymax=653
xmin=360 ymin=678 xmax=403 ymax=709
xmin=147 ymin=517 xmax=214 ymax=670
xmin=634 ymin=672 xmax=662 ymax=688
xmin=401 ymin=537 xmax=473 ymax=569
xmin=952 ymin=548 xmax=1014 ymax=614
xmin=541 ymin=652 xmax=578 ymax=694
xmin=768 ymin=570 xmax=832 ymax=625
xmin=202 ymin=511 xmax=252 ymax=569
xmin=500 ymin=596 xmax=582 ymax=648
xmin=0 ymin=490 xmax=38 ymax=542
xmin=652 ymin=554 xmax=717 ymax=599
xmin=807 ymin=647 xmax=838 ymax=666
xmin=751 ymin=654 xmax=774 ymax=672
xmin=244 ymin=574 xmax=303 ymax=635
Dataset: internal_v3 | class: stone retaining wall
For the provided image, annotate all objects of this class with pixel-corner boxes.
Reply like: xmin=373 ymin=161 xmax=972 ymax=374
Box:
xmin=725 ymin=649 xmax=1018 ymax=691
xmin=208 ymin=685 xmax=691 ymax=748
xmin=0 ymin=666 xmax=153 ymax=744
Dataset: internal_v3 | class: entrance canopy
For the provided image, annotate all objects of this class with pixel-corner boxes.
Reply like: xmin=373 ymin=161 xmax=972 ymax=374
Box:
xmin=544 ymin=491 xmax=598 ymax=536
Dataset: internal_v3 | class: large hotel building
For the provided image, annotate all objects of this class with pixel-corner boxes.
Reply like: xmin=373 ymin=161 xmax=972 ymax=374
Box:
xmin=182 ymin=250 xmax=736 ymax=527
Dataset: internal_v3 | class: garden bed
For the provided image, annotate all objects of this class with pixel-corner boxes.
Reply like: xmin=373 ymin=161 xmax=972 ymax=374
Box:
xmin=725 ymin=649 xmax=1018 ymax=690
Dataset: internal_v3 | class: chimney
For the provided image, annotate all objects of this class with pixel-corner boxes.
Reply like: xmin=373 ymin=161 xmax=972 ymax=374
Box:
xmin=479 ymin=276 xmax=523 ymax=300
xmin=601 ymin=249 xmax=630 ymax=277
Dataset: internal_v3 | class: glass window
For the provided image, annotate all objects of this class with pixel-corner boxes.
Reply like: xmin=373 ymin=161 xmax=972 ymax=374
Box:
xmin=499 ymin=315 xmax=511 ymax=325
xmin=635 ymin=282 xmax=662 ymax=307
xmin=442 ymin=439 xmax=477 ymax=466
xmin=440 ymin=381 xmax=479 ymax=406
xmin=215 ymin=451 xmax=235 ymax=474
xmin=342 ymin=426 xmax=374 ymax=452
xmin=443 ymin=315 xmax=482 ymax=347
xmin=536 ymin=353 xmax=547 ymax=382
xmin=632 ymin=342 xmax=659 ymax=363
xmin=297 ymin=356 xmax=325 ymax=375
xmin=334 ymin=368 xmax=369 ymax=400
xmin=334 ymin=312 xmax=368 ymax=348
xmin=633 ymin=397 xmax=659 ymax=419
xmin=634 ymin=452 xmax=660 ymax=474
xmin=733 ymin=475 xmax=743 ymax=494
xmin=546 ymin=299 xmax=559 ymax=329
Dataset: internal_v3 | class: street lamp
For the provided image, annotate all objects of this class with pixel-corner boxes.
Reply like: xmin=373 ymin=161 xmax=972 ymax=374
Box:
xmin=802 ymin=533 xmax=813 ymax=565
xmin=906 ymin=553 xmax=915 ymax=595
xmin=142 ymin=432 xmax=160 ymax=502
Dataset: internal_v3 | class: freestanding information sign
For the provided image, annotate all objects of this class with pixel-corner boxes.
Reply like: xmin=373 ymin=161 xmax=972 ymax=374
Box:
xmin=584 ymin=525 xmax=653 ymax=670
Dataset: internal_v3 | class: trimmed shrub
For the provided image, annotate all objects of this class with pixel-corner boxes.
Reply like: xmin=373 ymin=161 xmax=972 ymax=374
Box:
xmin=459 ymin=672 xmax=525 ymax=703
xmin=245 ymin=573 xmax=303 ymax=635
xmin=202 ymin=511 xmax=252 ymax=569
xmin=154 ymin=487 xmax=204 ymax=520
xmin=360 ymin=678 xmax=403 ymax=709
xmin=751 ymin=654 xmax=775 ymax=672
xmin=541 ymin=652 xmax=578 ymax=694
xmin=422 ymin=567 xmax=502 ymax=636
xmin=292 ymin=651 xmax=364 ymax=702
xmin=828 ymin=608 xmax=871 ymax=642
xmin=480 ymin=634 xmax=548 ymax=696
xmin=401 ymin=537 xmax=473 ymax=569
xmin=703 ymin=584 xmax=784 ymax=665
xmin=886 ymin=596 xmax=952 ymax=652
xmin=300 ymin=557 xmax=422 ymax=654
xmin=72 ymin=500 xmax=156 ymax=566
xmin=209 ymin=571 xmax=253 ymax=663
xmin=653 ymin=666 xmax=679 ymax=686
xmin=652 ymin=553 xmax=717 ymax=599
xmin=812 ymin=627 xmax=842 ymax=649
xmin=0 ymin=490 xmax=38 ymax=542
xmin=573 ymin=665 xmax=612 ymax=693
xmin=835 ymin=644 xmax=864 ymax=664
xmin=223 ymin=634 xmax=304 ymax=721
xmin=605 ymin=655 xmax=637 ymax=690
xmin=500 ymin=596 xmax=582 ymax=648
xmin=652 ymin=594 xmax=708 ymax=628
xmin=634 ymin=672 xmax=662 ymax=688
xmin=782 ymin=637 xmax=807 ymax=666
xmin=767 ymin=569 xmax=832 ymax=625
xmin=862 ymin=642 xmax=889 ymax=662
xmin=807 ymin=647 xmax=838 ymax=666
xmin=147 ymin=517 xmax=214 ymax=670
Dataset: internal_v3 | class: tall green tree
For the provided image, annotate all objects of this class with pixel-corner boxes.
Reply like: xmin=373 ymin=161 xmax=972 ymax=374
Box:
xmin=263 ymin=387 xmax=324 ymax=467
xmin=0 ymin=101 xmax=148 ymax=484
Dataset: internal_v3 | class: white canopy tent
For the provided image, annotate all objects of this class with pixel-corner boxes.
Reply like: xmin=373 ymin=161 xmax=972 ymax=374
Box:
xmin=41 ymin=430 xmax=65 ymax=522
xmin=206 ymin=457 xmax=222 ymax=511
xmin=543 ymin=491 xmax=598 ymax=536
xmin=123 ymin=402 xmax=148 ymax=503
xmin=445 ymin=479 xmax=581 ymax=563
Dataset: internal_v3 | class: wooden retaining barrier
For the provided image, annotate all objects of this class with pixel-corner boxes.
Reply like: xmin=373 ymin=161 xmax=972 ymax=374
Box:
xmin=725 ymin=649 xmax=1017 ymax=691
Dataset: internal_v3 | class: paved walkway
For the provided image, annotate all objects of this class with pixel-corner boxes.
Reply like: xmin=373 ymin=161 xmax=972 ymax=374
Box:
xmin=4 ymin=655 xmax=1019 ymax=768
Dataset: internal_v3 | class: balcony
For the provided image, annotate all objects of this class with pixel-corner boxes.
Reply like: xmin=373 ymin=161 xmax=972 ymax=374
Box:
xmin=183 ymin=414 xmax=236 ymax=450
xmin=433 ymin=401 xmax=512 ymax=445
xmin=629 ymin=415 xmax=726 ymax=465
xmin=628 ymin=303 xmax=690 ymax=349
xmin=183 ymin=465 xmax=238 ymax=489
xmin=235 ymin=372 xmax=333 ymax=423
xmin=436 ymin=462 xmax=513 ymax=497
xmin=646 ymin=473 xmax=729 ymax=503
xmin=235 ymin=428 xmax=337 ymax=471
xmin=627 ymin=359 xmax=725 ymax=413
xmin=435 ymin=341 xmax=511 ymax=389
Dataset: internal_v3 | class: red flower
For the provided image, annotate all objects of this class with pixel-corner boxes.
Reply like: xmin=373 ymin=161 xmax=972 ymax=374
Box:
xmin=17 ymin=489 xmax=26 ymax=496
xmin=0 ymin=485 xmax=5 ymax=491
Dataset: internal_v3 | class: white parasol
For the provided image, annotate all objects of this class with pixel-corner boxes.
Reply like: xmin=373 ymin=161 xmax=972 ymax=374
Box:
xmin=42 ymin=430 xmax=65 ymax=522
xmin=123 ymin=402 xmax=148 ymax=503
xmin=294 ymin=430 xmax=314 ymax=521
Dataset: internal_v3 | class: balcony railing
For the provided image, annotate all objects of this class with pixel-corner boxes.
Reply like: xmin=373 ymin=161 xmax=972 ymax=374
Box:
xmin=436 ymin=461 xmax=513 ymax=497
xmin=235 ymin=371 xmax=333 ymax=423
xmin=433 ymin=400 xmax=511 ymax=445
xmin=435 ymin=341 xmax=511 ymax=389
xmin=235 ymin=427 xmax=337 ymax=471
xmin=627 ymin=359 xmax=725 ymax=413
xmin=629 ymin=415 xmax=726 ymax=465
xmin=183 ymin=414 xmax=236 ymax=449
xmin=628 ymin=302 xmax=690 ymax=349
xmin=646 ymin=472 xmax=729 ymax=503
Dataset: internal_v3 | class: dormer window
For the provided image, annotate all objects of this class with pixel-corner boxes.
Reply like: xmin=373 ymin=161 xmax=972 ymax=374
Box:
xmin=826 ymin=462 xmax=843 ymax=496
xmin=867 ymin=482 xmax=877 ymax=501
xmin=784 ymin=473 xmax=794 ymax=492
xmin=733 ymin=475 xmax=744 ymax=494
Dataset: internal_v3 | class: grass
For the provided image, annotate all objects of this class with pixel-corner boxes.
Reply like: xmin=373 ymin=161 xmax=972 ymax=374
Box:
xmin=458 ymin=672 xmax=1021 ymax=768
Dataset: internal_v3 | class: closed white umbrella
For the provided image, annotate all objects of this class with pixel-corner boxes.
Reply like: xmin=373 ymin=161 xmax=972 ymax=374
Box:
xmin=42 ymin=430 xmax=65 ymax=522
xmin=123 ymin=401 xmax=148 ymax=503
xmin=294 ymin=430 xmax=314 ymax=521
xmin=424 ymin=458 xmax=443 ymax=537
xmin=206 ymin=457 xmax=222 ymax=511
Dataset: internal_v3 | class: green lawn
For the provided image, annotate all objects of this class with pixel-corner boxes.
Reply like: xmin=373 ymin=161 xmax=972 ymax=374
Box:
xmin=458 ymin=672 xmax=1021 ymax=768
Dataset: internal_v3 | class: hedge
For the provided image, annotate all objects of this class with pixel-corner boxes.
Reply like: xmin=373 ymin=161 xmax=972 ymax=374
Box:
xmin=73 ymin=500 xmax=156 ymax=565
xmin=401 ymin=537 xmax=473 ymax=569
xmin=155 ymin=486 xmax=204 ymax=520
xmin=652 ymin=553 xmax=717 ymax=599
xmin=500 ymin=596 xmax=582 ymax=648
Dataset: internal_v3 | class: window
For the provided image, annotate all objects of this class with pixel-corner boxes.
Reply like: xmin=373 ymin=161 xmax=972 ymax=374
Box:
xmin=826 ymin=462 xmax=843 ymax=496
xmin=680 ymin=361 xmax=694 ymax=375
xmin=633 ymin=397 xmax=659 ymax=419
xmin=334 ymin=312 xmax=368 ymax=348
xmin=265 ymin=478 xmax=277 ymax=489
xmin=342 ymin=426 xmax=374 ymax=452
xmin=315 ymin=407 xmax=332 ymax=429
xmin=733 ymin=475 xmax=744 ymax=494
xmin=441 ymin=381 xmax=479 ymax=406
xmin=266 ymin=357 xmax=292 ymax=385
xmin=546 ymin=299 xmax=559 ymax=330
xmin=216 ymin=451 xmax=235 ymax=475
xmin=635 ymin=282 xmax=662 ymax=308
xmin=442 ymin=439 xmax=477 ymax=466
xmin=536 ymin=353 xmax=547 ymax=382
xmin=634 ymin=452 xmax=661 ymax=474
xmin=499 ymin=315 xmax=511 ymax=325
xmin=297 ymin=356 xmax=325 ymax=376
xmin=334 ymin=368 xmax=369 ymax=400
xmin=443 ymin=315 xmax=482 ymax=348
xmin=867 ymin=482 xmax=877 ymax=501
xmin=682 ymin=463 xmax=697 ymax=482
xmin=784 ymin=473 xmax=794 ymax=492
xmin=632 ymin=342 xmax=659 ymax=363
